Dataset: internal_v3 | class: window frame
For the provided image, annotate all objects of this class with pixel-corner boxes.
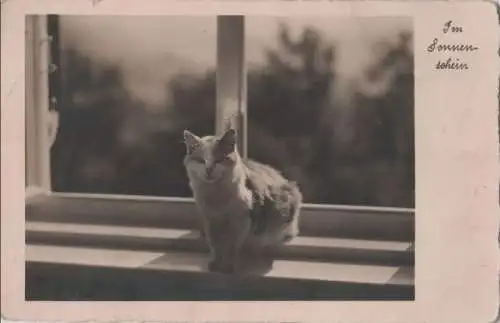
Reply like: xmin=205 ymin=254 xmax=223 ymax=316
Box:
xmin=216 ymin=15 xmax=247 ymax=156
xmin=26 ymin=15 xmax=52 ymax=192
xmin=25 ymin=14 xmax=415 ymax=241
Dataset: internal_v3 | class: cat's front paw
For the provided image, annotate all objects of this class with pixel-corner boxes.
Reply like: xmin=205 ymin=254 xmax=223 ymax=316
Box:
xmin=217 ymin=262 xmax=236 ymax=274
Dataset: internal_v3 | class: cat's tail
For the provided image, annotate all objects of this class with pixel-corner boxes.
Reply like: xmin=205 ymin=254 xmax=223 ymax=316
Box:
xmin=278 ymin=181 xmax=302 ymax=244
xmin=284 ymin=181 xmax=303 ymax=221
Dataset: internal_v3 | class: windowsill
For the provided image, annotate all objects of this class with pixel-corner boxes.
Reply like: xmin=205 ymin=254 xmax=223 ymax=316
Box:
xmin=26 ymin=189 xmax=415 ymax=241
xmin=25 ymin=188 xmax=414 ymax=300
xmin=26 ymin=244 xmax=413 ymax=286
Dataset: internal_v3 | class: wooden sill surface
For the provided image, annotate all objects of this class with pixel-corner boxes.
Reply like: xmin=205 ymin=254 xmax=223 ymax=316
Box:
xmin=26 ymin=222 xmax=413 ymax=266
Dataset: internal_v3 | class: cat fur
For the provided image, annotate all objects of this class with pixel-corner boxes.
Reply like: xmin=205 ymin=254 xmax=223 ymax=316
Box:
xmin=183 ymin=128 xmax=302 ymax=274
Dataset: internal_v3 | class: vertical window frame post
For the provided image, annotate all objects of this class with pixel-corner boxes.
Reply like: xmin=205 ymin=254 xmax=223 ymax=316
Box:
xmin=25 ymin=15 xmax=52 ymax=191
xmin=216 ymin=15 xmax=247 ymax=158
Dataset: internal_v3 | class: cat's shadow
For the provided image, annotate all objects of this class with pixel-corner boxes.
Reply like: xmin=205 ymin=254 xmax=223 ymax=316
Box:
xmin=147 ymin=231 xmax=275 ymax=277
xmin=234 ymin=255 xmax=275 ymax=276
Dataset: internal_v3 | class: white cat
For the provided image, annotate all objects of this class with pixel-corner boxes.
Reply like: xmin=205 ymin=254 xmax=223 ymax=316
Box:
xmin=183 ymin=128 xmax=302 ymax=274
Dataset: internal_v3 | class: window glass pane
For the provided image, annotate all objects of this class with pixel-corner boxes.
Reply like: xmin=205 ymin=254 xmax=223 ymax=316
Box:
xmin=246 ymin=17 xmax=414 ymax=207
xmin=51 ymin=16 xmax=216 ymax=197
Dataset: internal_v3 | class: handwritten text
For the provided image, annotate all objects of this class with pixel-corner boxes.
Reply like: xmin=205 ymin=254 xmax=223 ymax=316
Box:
xmin=426 ymin=20 xmax=479 ymax=71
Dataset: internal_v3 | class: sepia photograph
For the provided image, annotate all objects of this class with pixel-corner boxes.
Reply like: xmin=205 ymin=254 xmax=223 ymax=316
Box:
xmin=24 ymin=14 xmax=415 ymax=301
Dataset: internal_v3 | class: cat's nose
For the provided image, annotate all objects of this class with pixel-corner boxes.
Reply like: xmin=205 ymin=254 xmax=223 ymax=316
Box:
xmin=205 ymin=166 xmax=213 ymax=177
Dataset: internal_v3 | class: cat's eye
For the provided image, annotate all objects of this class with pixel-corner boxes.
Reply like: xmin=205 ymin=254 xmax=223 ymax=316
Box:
xmin=215 ymin=155 xmax=231 ymax=163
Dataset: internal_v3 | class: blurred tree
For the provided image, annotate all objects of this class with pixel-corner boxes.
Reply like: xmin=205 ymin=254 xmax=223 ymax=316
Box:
xmin=247 ymin=24 xmax=337 ymax=202
xmin=51 ymin=48 xmax=216 ymax=197
xmin=247 ymin=26 xmax=414 ymax=207
xmin=153 ymin=71 xmax=216 ymax=197
xmin=51 ymin=49 xmax=131 ymax=193
xmin=347 ymin=31 xmax=415 ymax=207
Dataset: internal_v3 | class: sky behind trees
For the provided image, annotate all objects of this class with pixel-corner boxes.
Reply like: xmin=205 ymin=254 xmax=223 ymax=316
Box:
xmin=60 ymin=16 xmax=411 ymax=106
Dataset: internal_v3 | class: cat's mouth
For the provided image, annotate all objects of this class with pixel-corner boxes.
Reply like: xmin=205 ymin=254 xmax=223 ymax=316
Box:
xmin=201 ymin=173 xmax=219 ymax=183
xmin=205 ymin=177 xmax=220 ymax=183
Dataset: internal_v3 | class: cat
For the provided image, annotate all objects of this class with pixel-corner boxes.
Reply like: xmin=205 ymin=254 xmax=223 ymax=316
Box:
xmin=183 ymin=128 xmax=302 ymax=274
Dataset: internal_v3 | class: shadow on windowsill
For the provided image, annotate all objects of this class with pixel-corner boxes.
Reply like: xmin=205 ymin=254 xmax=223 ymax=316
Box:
xmin=145 ymin=231 xmax=275 ymax=277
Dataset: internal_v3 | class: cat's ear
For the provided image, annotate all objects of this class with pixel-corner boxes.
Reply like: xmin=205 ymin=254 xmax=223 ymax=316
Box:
xmin=217 ymin=128 xmax=237 ymax=154
xmin=183 ymin=130 xmax=201 ymax=154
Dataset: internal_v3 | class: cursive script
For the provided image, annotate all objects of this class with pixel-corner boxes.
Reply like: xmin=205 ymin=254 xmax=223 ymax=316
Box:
xmin=427 ymin=20 xmax=479 ymax=71
xmin=427 ymin=38 xmax=479 ymax=53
